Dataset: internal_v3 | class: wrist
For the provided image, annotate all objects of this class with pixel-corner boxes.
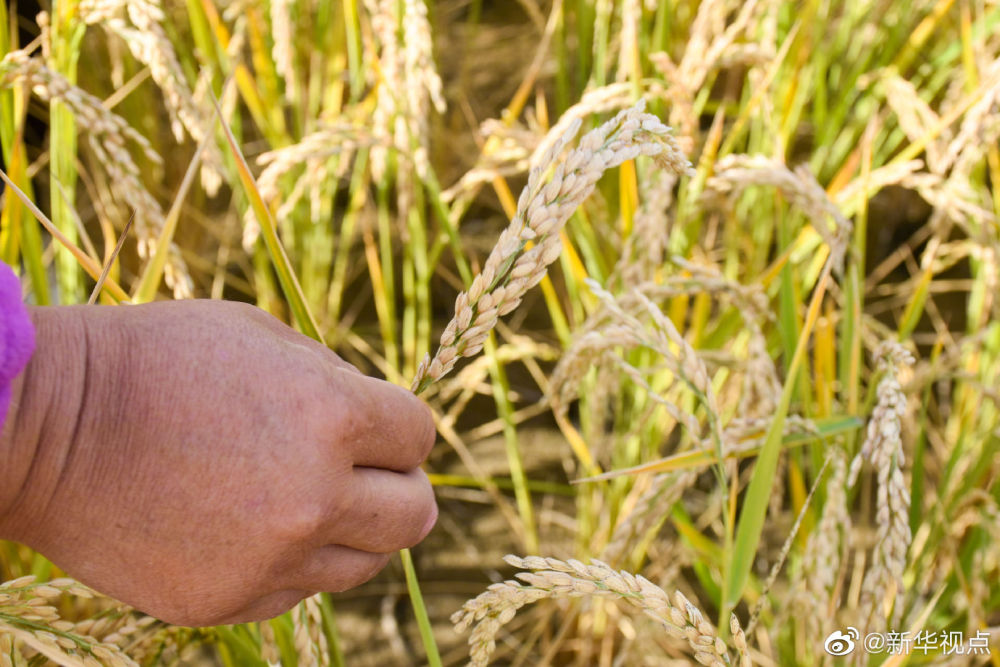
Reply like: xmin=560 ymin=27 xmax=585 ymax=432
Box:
xmin=0 ymin=363 xmax=29 ymax=532
xmin=0 ymin=306 xmax=89 ymax=543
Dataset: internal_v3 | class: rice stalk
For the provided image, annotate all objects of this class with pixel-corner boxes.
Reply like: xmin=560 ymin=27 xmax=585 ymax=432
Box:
xmin=43 ymin=1 xmax=85 ymax=304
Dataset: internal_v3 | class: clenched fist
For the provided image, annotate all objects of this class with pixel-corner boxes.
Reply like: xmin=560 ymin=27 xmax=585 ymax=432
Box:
xmin=0 ymin=300 xmax=437 ymax=626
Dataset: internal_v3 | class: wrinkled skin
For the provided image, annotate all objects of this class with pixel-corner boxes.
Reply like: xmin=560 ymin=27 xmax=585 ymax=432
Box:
xmin=0 ymin=300 xmax=437 ymax=626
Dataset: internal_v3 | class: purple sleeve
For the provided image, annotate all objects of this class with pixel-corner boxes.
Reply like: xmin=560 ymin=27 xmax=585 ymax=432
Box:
xmin=0 ymin=262 xmax=35 ymax=429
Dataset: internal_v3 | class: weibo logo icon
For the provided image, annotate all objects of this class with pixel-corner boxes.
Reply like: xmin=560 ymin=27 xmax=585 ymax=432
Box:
xmin=824 ymin=627 xmax=860 ymax=656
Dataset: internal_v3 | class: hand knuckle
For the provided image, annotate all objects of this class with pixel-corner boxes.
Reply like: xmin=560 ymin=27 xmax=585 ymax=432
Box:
xmin=280 ymin=501 xmax=328 ymax=542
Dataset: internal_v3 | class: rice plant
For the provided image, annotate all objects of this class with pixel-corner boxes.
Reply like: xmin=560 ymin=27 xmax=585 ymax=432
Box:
xmin=1 ymin=0 xmax=998 ymax=665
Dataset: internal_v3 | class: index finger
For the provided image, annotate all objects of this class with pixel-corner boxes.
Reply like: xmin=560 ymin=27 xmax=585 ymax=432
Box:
xmin=332 ymin=370 xmax=436 ymax=472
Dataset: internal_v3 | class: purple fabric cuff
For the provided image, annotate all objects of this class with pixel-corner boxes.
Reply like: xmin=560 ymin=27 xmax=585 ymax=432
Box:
xmin=0 ymin=263 xmax=35 ymax=430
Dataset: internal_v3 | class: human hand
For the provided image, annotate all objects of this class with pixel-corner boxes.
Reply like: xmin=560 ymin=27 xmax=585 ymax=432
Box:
xmin=0 ymin=300 xmax=437 ymax=626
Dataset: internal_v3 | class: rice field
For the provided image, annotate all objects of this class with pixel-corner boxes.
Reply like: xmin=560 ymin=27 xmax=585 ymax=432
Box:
xmin=1 ymin=0 xmax=999 ymax=665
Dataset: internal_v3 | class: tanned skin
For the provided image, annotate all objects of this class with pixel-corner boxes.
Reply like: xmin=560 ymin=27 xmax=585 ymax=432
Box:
xmin=0 ymin=300 xmax=437 ymax=626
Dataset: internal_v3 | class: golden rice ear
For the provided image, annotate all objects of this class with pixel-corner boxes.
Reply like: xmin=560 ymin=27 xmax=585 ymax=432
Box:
xmin=451 ymin=555 xmax=739 ymax=667
xmin=79 ymin=0 xmax=225 ymax=194
xmin=0 ymin=49 xmax=194 ymax=298
xmin=0 ymin=576 xmax=138 ymax=667
xmin=366 ymin=0 xmax=444 ymax=182
xmin=412 ymin=100 xmax=691 ymax=395
xmin=703 ymin=154 xmax=853 ymax=274
xmin=848 ymin=341 xmax=915 ymax=631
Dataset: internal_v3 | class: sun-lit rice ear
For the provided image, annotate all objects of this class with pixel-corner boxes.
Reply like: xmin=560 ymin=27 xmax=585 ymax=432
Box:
xmin=242 ymin=124 xmax=372 ymax=251
xmin=269 ymin=0 xmax=297 ymax=95
xmin=79 ymin=0 xmax=225 ymax=196
xmin=848 ymin=340 xmax=915 ymax=631
xmin=601 ymin=470 xmax=698 ymax=564
xmin=290 ymin=595 xmax=329 ymax=667
xmin=0 ymin=576 xmax=138 ymax=667
xmin=451 ymin=555 xmax=739 ymax=667
xmin=412 ymin=100 xmax=693 ymax=394
xmin=0 ymin=49 xmax=193 ymax=298
xmin=703 ymin=154 xmax=853 ymax=275
xmin=362 ymin=0 xmax=444 ymax=183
